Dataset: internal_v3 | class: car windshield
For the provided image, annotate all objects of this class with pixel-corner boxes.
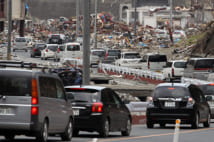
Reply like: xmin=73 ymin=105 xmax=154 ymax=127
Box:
xmin=0 ymin=75 xmax=31 ymax=96
xmin=199 ymin=85 xmax=214 ymax=95
xmin=152 ymin=86 xmax=190 ymax=98
xmin=66 ymin=89 xmax=99 ymax=103
xmin=174 ymin=61 xmax=186 ymax=68
xmin=149 ymin=55 xmax=167 ymax=62
xmin=124 ymin=53 xmax=141 ymax=59
xmin=108 ymin=50 xmax=120 ymax=56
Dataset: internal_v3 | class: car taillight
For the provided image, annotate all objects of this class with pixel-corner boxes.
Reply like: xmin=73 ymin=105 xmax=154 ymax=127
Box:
xmin=92 ymin=102 xmax=103 ymax=113
xmin=46 ymin=49 xmax=48 ymax=52
xmin=33 ymin=48 xmax=37 ymax=52
xmin=172 ymin=68 xmax=174 ymax=76
xmin=188 ymin=97 xmax=195 ymax=104
xmin=105 ymin=52 xmax=108 ymax=60
xmin=148 ymin=97 xmax=153 ymax=103
xmin=31 ymin=79 xmax=38 ymax=115
xmin=57 ymin=48 xmax=60 ymax=53
xmin=148 ymin=62 xmax=150 ymax=69
xmin=25 ymin=43 xmax=28 ymax=46
xmin=31 ymin=107 xmax=38 ymax=115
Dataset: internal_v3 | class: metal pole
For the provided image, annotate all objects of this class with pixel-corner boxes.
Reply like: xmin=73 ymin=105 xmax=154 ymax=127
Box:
xmin=76 ymin=0 xmax=80 ymax=38
xmin=170 ymin=0 xmax=173 ymax=29
xmin=7 ymin=0 xmax=12 ymax=60
xmin=134 ymin=0 xmax=137 ymax=35
xmin=94 ymin=0 xmax=97 ymax=49
xmin=83 ymin=0 xmax=90 ymax=85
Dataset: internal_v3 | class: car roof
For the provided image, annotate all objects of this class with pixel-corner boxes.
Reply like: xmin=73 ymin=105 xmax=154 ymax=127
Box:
xmin=156 ymin=83 xmax=190 ymax=88
xmin=168 ymin=60 xmax=187 ymax=62
xmin=65 ymin=42 xmax=80 ymax=45
xmin=188 ymin=57 xmax=214 ymax=60
xmin=64 ymin=85 xmax=106 ymax=91
xmin=144 ymin=53 xmax=166 ymax=56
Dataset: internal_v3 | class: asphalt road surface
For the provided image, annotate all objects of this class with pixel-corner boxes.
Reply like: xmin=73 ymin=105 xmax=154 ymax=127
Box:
xmin=0 ymin=123 xmax=213 ymax=142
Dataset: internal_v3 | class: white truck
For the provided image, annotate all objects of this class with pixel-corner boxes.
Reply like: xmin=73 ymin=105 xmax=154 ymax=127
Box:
xmin=115 ymin=52 xmax=143 ymax=69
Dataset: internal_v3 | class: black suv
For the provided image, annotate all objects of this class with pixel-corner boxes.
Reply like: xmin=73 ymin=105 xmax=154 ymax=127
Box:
xmin=146 ymin=83 xmax=211 ymax=129
xmin=65 ymin=85 xmax=132 ymax=137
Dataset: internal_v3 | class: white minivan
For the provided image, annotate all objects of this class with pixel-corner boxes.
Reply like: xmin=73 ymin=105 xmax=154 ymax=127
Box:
xmin=62 ymin=42 xmax=99 ymax=67
xmin=141 ymin=53 xmax=167 ymax=72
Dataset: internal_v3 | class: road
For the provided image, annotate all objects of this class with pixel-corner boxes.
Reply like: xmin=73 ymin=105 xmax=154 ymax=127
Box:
xmin=0 ymin=124 xmax=213 ymax=142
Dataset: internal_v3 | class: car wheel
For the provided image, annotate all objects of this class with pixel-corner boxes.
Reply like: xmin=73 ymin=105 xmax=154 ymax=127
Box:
xmin=36 ymin=120 xmax=48 ymax=142
xmin=146 ymin=121 xmax=154 ymax=128
xmin=4 ymin=134 xmax=15 ymax=141
xmin=61 ymin=119 xmax=73 ymax=141
xmin=121 ymin=118 xmax=132 ymax=136
xmin=160 ymin=122 xmax=166 ymax=128
xmin=192 ymin=113 xmax=199 ymax=129
xmin=100 ymin=118 xmax=110 ymax=137
xmin=203 ymin=113 xmax=211 ymax=128
xmin=73 ymin=129 xmax=79 ymax=137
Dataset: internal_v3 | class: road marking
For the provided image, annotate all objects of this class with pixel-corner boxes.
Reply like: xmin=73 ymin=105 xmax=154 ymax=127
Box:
xmin=88 ymin=128 xmax=214 ymax=142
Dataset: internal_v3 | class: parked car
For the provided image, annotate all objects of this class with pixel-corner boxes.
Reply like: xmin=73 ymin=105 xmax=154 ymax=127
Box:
xmin=0 ymin=61 xmax=74 ymax=142
xmin=173 ymin=30 xmax=186 ymax=39
xmin=198 ymin=83 xmax=214 ymax=119
xmin=103 ymin=49 xmax=121 ymax=64
xmin=40 ymin=44 xmax=59 ymax=60
xmin=64 ymin=85 xmax=132 ymax=137
xmin=141 ymin=53 xmax=167 ymax=72
xmin=30 ymin=43 xmax=46 ymax=57
xmin=146 ymin=83 xmax=211 ymax=129
xmin=183 ymin=58 xmax=214 ymax=79
xmin=13 ymin=37 xmax=28 ymax=52
xmin=162 ymin=60 xmax=187 ymax=80
xmin=115 ymin=52 xmax=142 ymax=68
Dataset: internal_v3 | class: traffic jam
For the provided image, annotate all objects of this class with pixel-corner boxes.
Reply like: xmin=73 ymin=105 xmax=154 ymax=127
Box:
xmin=0 ymin=0 xmax=214 ymax=142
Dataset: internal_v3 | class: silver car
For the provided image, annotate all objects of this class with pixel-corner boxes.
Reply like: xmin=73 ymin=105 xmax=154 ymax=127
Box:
xmin=13 ymin=37 xmax=28 ymax=52
xmin=0 ymin=63 xmax=73 ymax=142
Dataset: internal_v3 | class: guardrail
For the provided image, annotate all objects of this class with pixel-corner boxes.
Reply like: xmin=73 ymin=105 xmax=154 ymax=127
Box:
xmin=126 ymin=102 xmax=148 ymax=124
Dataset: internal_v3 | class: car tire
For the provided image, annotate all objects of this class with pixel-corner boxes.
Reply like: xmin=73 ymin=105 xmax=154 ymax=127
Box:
xmin=146 ymin=121 xmax=154 ymax=128
xmin=192 ymin=113 xmax=199 ymax=129
xmin=203 ymin=113 xmax=211 ymax=128
xmin=4 ymin=134 xmax=15 ymax=141
xmin=121 ymin=118 xmax=132 ymax=136
xmin=100 ymin=118 xmax=110 ymax=137
xmin=36 ymin=120 xmax=48 ymax=142
xmin=73 ymin=129 xmax=79 ymax=137
xmin=61 ymin=119 xmax=73 ymax=141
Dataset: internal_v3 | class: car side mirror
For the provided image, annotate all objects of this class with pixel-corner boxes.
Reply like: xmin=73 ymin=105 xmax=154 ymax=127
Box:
xmin=206 ymin=96 xmax=212 ymax=101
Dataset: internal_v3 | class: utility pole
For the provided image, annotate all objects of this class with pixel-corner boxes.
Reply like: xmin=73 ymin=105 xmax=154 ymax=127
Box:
xmin=76 ymin=0 xmax=80 ymax=38
xmin=7 ymin=0 xmax=12 ymax=60
xmin=134 ymin=0 xmax=137 ymax=35
xmin=94 ymin=0 xmax=97 ymax=49
xmin=202 ymin=0 xmax=205 ymax=23
xmin=82 ymin=0 xmax=90 ymax=85
xmin=169 ymin=0 xmax=173 ymax=29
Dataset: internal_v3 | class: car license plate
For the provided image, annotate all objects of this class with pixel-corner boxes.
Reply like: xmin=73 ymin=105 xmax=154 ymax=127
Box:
xmin=0 ymin=108 xmax=12 ymax=115
xmin=73 ymin=109 xmax=79 ymax=116
xmin=164 ymin=102 xmax=175 ymax=107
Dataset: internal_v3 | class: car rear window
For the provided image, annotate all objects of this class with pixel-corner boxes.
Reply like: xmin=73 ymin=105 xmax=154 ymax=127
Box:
xmin=174 ymin=62 xmax=186 ymax=68
xmin=92 ymin=51 xmax=105 ymax=57
xmin=0 ymin=74 xmax=31 ymax=96
xmin=195 ymin=59 xmax=214 ymax=69
xmin=48 ymin=46 xmax=58 ymax=51
xmin=199 ymin=84 xmax=214 ymax=95
xmin=66 ymin=88 xmax=99 ymax=103
xmin=152 ymin=86 xmax=190 ymax=98
xmin=149 ymin=55 xmax=167 ymax=62
xmin=124 ymin=53 xmax=141 ymax=59
xmin=107 ymin=50 xmax=121 ymax=56
xmin=67 ymin=45 xmax=80 ymax=51
xmin=15 ymin=38 xmax=26 ymax=42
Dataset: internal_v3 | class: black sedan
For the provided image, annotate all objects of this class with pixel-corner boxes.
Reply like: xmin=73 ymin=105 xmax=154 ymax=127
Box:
xmin=30 ymin=43 xmax=46 ymax=57
xmin=146 ymin=83 xmax=211 ymax=129
xmin=64 ymin=85 xmax=132 ymax=137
